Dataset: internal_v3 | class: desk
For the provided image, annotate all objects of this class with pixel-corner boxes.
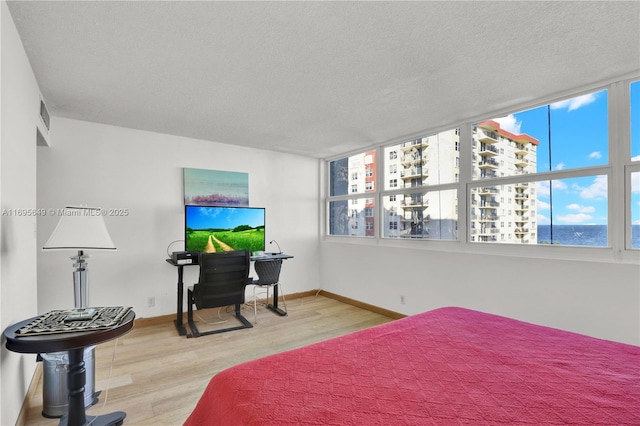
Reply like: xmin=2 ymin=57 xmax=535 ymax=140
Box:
xmin=166 ymin=253 xmax=293 ymax=336
xmin=3 ymin=310 xmax=135 ymax=426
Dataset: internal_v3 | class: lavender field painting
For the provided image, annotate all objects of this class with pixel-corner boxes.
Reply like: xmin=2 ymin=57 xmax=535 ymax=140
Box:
xmin=183 ymin=168 xmax=249 ymax=206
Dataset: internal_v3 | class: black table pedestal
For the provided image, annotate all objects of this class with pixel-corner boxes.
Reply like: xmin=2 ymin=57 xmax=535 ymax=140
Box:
xmin=58 ymin=347 xmax=126 ymax=426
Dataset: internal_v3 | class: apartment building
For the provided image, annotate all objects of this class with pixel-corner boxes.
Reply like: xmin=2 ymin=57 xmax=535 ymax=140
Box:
xmin=339 ymin=121 xmax=538 ymax=243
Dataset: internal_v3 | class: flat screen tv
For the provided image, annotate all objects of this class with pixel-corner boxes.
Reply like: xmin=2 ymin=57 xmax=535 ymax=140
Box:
xmin=185 ymin=205 xmax=266 ymax=253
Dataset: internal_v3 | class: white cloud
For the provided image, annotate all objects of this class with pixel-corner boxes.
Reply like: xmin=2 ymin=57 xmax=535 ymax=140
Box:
xmin=632 ymin=155 xmax=640 ymax=162
xmin=633 ymin=219 xmax=640 ymax=225
xmin=537 ymin=200 xmax=551 ymax=210
xmin=552 ymin=180 xmax=568 ymax=190
xmin=493 ymin=114 xmax=521 ymax=134
xmin=537 ymin=180 xmax=566 ymax=196
xmin=557 ymin=213 xmax=593 ymax=223
xmin=566 ymin=203 xmax=595 ymax=213
xmin=551 ymin=93 xmax=597 ymax=112
xmin=579 ymin=175 xmax=607 ymax=199
xmin=632 ymin=171 xmax=640 ymax=192
xmin=555 ymin=162 xmax=565 ymax=171
xmin=537 ymin=213 xmax=551 ymax=225
xmin=588 ymin=151 xmax=602 ymax=159
xmin=536 ymin=181 xmax=550 ymax=197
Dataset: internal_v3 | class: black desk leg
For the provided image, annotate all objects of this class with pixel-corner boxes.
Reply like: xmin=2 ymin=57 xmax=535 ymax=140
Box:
xmin=61 ymin=349 xmax=126 ymax=426
xmin=266 ymin=284 xmax=287 ymax=316
xmin=174 ymin=265 xmax=188 ymax=336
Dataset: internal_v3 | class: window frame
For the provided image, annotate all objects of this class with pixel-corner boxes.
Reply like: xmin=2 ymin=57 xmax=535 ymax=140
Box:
xmin=323 ymin=76 xmax=640 ymax=264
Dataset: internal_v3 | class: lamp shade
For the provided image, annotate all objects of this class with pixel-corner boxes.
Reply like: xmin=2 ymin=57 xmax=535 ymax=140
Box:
xmin=43 ymin=206 xmax=116 ymax=251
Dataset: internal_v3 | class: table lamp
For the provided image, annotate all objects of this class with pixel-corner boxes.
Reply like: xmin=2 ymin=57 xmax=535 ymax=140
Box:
xmin=43 ymin=206 xmax=116 ymax=310
xmin=41 ymin=205 xmax=116 ymax=417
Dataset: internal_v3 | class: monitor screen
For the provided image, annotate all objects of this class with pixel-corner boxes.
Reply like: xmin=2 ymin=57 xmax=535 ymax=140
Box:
xmin=185 ymin=205 xmax=266 ymax=253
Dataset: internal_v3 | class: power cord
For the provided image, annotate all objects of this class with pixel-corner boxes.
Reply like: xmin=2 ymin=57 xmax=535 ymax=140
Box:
xmin=194 ymin=307 xmax=229 ymax=326
xmin=166 ymin=240 xmax=184 ymax=258
xmin=85 ymin=338 xmax=119 ymax=425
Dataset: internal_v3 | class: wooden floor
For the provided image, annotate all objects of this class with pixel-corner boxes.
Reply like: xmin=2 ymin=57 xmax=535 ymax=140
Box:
xmin=20 ymin=295 xmax=395 ymax=425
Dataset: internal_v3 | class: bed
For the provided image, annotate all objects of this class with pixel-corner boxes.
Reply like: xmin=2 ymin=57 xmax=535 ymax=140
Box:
xmin=184 ymin=307 xmax=640 ymax=425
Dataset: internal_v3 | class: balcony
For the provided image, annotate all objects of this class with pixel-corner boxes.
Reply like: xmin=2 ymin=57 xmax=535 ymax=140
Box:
xmin=480 ymin=171 xmax=498 ymax=179
xmin=401 ymin=140 xmax=429 ymax=151
xmin=479 ymin=228 xmax=500 ymax=235
xmin=514 ymin=155 xmax=528 ymax=167
xmin=477 ymin=129 xmax=498 ymax=144
xmin=515 ymin=144 xmax=529 ymax=155
xmin=477 ymin=186 xmax=498 ymax=195
xmin=478 ymin=144 xmax=499 ymax=156
xmin=515 ymin=182 xmax=529 ymax=189
xmin=478 ymin=215 xmax=499 ymax=221
xmin=478 ymin=158 xmax=499 ymax=169
xmin=401 ymin=199 xmax=427 ymax=208
xmin=400 ymin=167 xmax=429 ymax=179
xmin=514 ymin=216 xmax=529 ymax=223
xmin=400 ymin=153 xmax=426 ymax=166
xmin=479 ymin=201 xmax=500 ymax=208
xmin=514 ymin=228 xmax=529 ymax=234
xmin=514 ymin=192 xmax=529 ymax=200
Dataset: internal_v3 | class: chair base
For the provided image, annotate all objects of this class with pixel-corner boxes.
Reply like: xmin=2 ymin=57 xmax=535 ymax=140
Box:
xmin=267 ymin=304 xmax=287 ymax=316
xmin=251 ymin=283 xmax=288 ymax=323
xmin=187 ymin=302 xmax=253 ymax=338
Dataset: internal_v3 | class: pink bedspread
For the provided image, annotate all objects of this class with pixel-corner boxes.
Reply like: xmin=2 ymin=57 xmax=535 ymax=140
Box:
xmin=184 ymin=307 xmax=640 ymax=425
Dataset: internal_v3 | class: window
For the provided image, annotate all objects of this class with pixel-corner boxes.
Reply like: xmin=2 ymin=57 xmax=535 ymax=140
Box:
xmin=328 ymin=151 xmax=377 ymax=237
xmin=632 ymin=81 xmax=640 ymax=162
xmin=326 ymin=79 xmax=637 ymax=255
xmin=629 ymin=80 xmax=640 ymax=249
xmin=330 ymin=151 xmax=376 ymax=196
xmin=378 ymin=129 xmax=460 ymax=240
xmin=631 ymin=171 xmax=640 ymax=248
xmin=470 ymin=90 xmax=609 ymax=247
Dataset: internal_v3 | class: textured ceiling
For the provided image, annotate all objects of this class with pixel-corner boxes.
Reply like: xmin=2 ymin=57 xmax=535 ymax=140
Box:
xmin=7 ymin=1 xmax=640 ymax=159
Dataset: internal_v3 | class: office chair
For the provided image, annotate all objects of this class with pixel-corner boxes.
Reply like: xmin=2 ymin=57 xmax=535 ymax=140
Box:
xmin=249 ymin=259 xmax=287 ymax=323
xmin=187 ymin=250 xmax=253 ymax=337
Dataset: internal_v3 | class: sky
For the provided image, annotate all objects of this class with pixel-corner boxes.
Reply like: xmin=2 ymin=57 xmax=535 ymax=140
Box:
xmin=186 ymin=206 xmax=265 ymax=230
xmin=493 ymin=82 xmax=639 ymax=227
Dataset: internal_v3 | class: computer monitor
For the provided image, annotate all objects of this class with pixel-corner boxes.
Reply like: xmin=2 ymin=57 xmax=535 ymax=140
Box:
xmin=185 ymin=205 xmax=266 ymax=253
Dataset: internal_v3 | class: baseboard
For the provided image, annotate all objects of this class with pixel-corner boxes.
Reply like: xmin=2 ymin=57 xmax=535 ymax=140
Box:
xmin=318 ymin=290 xmax=406 ymax=320
xmin=133 ymin=289 xmax=321 ymax=328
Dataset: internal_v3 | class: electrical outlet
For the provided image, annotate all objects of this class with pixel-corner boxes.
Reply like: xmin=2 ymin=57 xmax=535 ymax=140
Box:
xmin=400 ymin=295 xmax=406 ymax=305
xmin=148 ymin=297 xmax=155 ymax=308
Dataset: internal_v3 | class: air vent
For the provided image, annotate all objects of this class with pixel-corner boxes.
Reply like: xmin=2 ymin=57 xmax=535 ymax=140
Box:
xmin=37 ymin=96 xmax=50 ymax=146
xmin=39 ymin=98 xmax=50 ymax=131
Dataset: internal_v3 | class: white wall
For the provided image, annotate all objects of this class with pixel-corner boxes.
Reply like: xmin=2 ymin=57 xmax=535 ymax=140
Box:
xmin=321 ymin=241 xmax=640 ymax=345
xmin=37 ymin=118 xmax=320 ymax=319
xmin=0 ymin=2 xmax=41 ymax=424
